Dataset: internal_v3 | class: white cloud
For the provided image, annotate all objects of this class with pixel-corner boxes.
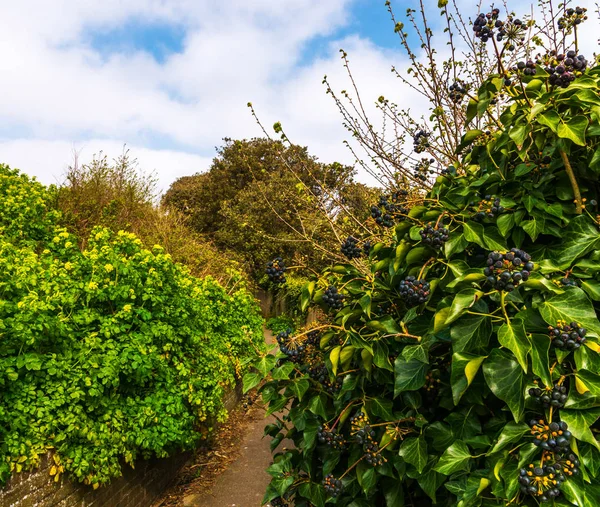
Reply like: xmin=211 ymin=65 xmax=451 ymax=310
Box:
xmin=0 ymin=0 xmax=598 ymax=193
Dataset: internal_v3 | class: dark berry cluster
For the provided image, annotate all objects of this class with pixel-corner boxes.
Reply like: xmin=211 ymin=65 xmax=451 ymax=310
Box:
xmin=317 ymin=425 xmax=346 ymax=449
xmin=557 ymin=6 xmax=588 ymax=30
xmin=364 ymin=441 xmax=386 ymax=466
xmin=529 ymin=382 xmax=568 ymax=409
xmin=266 ymin=257 xmax=286 ymax=284
xmin=276 ymin=330 xmax=306 ymax=359
xmin=473 ymin=9 xmax=504 ymax=42
xmin=473 ymin=130 xmax=495 ymax=147
xmin=323 ymin=474 xmax=343 ymax=497
xmin=474 ymin=195 xmax=504 ymax=220
xmin=305 ymin=329 xmax=320 ymax=346
xmin=529 ymin=420 xmax=571 ymax=453
xmin=370 ymin=193 xmax=408 ymax=227
xmin=270 ymin=497 xmax=289 ymax=507
xmin=536 ymin=50 xmax=589 ymax=88
xmin=519 ymin=463 xmax=563 ymax=502
xmin=560 ymin=276 xmax=579 ymax=287
xmin=323 ymin=376 xmax=343 ymax=395
xmin=414 ymin=158 xmax=435 ymax=182
xmin=341 ymin=236 xmax=362 ymax=260
xmin=515 ymin=59 xmax=537 ymax=76
xmin=548 ymin=320 xmax=587 ymax=350
xmin=398 ymin=276 xmax=431 ymax=307
xmin=413 ymin=130 xmax=430 ymax=153
xmin=556 ymin=453 xmax=580 ymax=478
xmin=350 ymin=411 xmax=368 ymax=430
xmin=419 ymin=222 xmax=449 ymax=249
xmin=483 ymin=249 xmax=533 ymax=292
xmin=323 ymin=286 xmax=344 ymax=310
xmin=362 ymin=240 xmax=372 ymax=256
xmin=448 ymin=81 xmax=468 ymax=103
xmin=307 ymin=361 xmax=328 ymax=383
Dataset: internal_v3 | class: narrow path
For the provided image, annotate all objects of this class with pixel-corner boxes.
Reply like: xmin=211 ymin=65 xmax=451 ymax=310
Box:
xmin=158 ymin=328 xmax=284 ymax=507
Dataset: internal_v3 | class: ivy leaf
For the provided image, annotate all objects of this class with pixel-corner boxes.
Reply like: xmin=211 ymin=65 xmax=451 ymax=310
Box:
xmin=308 ymin=393 xmax=329 ymax=420
xmin=497 ymin=320 xmax=530 ymax=372
xmin=483 ymin=349 xmax=525 ymax=422
xmin=394 ymin=357 xmax=428 ymax=396
xmin=581 ymin=280 xmax=600 ymax=301
xmin=366 ymin=315 xmax=401 ymax=335
xmin=444 ymin=233 xmax=468 ymax=258
xmin=434 ymin=440 xmax=471 ymax=475
xmin=496 ymin=214 xmax=514 ymax=237
xmin=451 ymin=353 xmax=486 ymax=405
xmin=557 ymin=115 xmax=588 ymax=146
xmin=366 ymin=397 xmax=394 ymax=421
xmin=289 ymin=379 xmax=310 ymax=401
xmin=399 ymin=435 xmax=428 ymax=473
xmin=298 ymin=482 xmax=326 ymax=507
xmin=530 ymin=334 xmax=552 ymax=387
xmin=383 ymin=479 xmax=404 ymax=507
xmin=574 ymin=370 xmax=600 ymax=396
xmin=242 ymin=372 xmax=262 ymax=393
xmin=560 ymin=409 xmax=600 ymax=451
xmin=538 ymin=288 xmax=600 ymax=336
xmin=446 ymin=289 xmax=483 ymax=325
xmin=255 ymin=355 xmax=277 ymax=377
xmin=488 ymin=422 xmax=530 ymax=454
xmin=548 ymin=216 xmax=600 ymax=269
xmin=356 ymin=461 xmax=377 ymax=493
xmin=301 ymin=281 xmax=315 ymax=312
xmin=537 ymin=110 xmax=560 ymax=133
xmin=450 ymin=312 xmax=492 ymax=354
xmin=561 ymin=474 xmax=587 ymax=506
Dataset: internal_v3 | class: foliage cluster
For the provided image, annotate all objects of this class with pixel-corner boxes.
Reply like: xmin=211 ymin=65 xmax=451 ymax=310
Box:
xmin=163 ymin=138 xmax=379 ymax=280
xmin=51 ymin=151 xmax=245 ymax=287
xmin=0 ymin=165 xmax=265 ymax=487
xmin=245 ymin=7 xmax=600 ymax=506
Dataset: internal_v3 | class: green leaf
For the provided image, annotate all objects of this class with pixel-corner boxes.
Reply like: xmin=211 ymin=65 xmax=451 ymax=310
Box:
xmin=582 ymin=280 xmax=600 ymax=301
xmin=488 ymin=422 xmax=530 ymax=454
xmin=434 ymin=440 xmax=471 ymax=475
xmin=272 ymin=362 xmax=295 ymax=380
xmin=444 ymin=233 xmax=469 ymax=258
xmin=366 ymin=397 xmax=394 ymax=421
xmin=450 ymin=312 xmax=491 ymax=354
xmin=548 ymin=216 xmax=600 ymax=269
xmin=562 ymin=477 xmax=586 ymax=507
xmin=530 ymin=334 xmax=552 ymax=387
xmin=508 ymin=123 xmax=531 ymax=148
xmin=301 ymin=281 xmax=315 ymax=312
xmin=255 ymin=355 xmax=277 ymax=377
xmin=399 ymin=435 xmax=428 ymax=473
xmin=497 ymin=320 xmax=530 ymax=372
xmin=538 ymin=288 xmax=600 ymax=336
xmin=383 ymin=479 xmax=404 ymax=507
xmin=496 ymin=214 xmax=514 ymax=237
xmin=366 ymin=315 xmax=401 ymax=335
xmin=537 ymin=110 xmax=560 ymax=133
xmin=356 ymin=462 xmax=377 ymax=493
xmin=394 ymin=357 xmax=428 ymax=396
xmin=466 ymin=98 xmax=478 ymax=124
xmin=575 ymin=369 xmax=600 ymax=396
xmin=289 ymin=379 xmax=310 ymax=401
xmin=298 ymin=482 xmax=326 ymax=507
xmin=308 ymin=393 xmax=329 ymax=420
xmin=451 ymin=353 xmax=486 ymax=405
xmin=560 ymin=409 xmax=600 ymax=451
xmin=557 ymin=115 xmax=588 ymax=146
xmin=462 ymin=221 xmax=485 ymax=247
xmin=242 ymin=372 xmax=262 ymax=393
xmin=446 ymin=289 xmax=483 ymax=326
xmin=483 ymin=349 xmax=525 ymax=422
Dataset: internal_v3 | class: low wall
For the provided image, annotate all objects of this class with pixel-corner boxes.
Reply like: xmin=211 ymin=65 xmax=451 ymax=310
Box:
xmin=0 ymin=383 xmax=243 ymax=507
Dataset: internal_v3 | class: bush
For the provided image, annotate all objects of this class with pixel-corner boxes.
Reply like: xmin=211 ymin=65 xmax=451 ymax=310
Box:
xmin=246 ymin=14 xmax=600 ymax=507
xmin=0 ymin=166 xmax=265 ymax=487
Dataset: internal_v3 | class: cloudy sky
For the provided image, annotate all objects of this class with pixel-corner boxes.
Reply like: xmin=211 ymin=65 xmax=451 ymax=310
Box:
xmin=0 ymin=0 xmax=597 ymax=192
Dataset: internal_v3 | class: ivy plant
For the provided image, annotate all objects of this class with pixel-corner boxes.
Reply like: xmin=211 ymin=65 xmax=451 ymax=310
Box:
xmin=245 ymin=9 xmax=600 ymax=507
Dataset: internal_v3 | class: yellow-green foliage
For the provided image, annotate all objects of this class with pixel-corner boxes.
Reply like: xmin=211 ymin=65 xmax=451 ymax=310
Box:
xmin=0 ymin=165 xmax=265 ymax=487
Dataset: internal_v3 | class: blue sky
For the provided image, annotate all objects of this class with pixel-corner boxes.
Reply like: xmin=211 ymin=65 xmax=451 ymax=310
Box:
xmin=0 ymin=0 xmax=596 ymax=190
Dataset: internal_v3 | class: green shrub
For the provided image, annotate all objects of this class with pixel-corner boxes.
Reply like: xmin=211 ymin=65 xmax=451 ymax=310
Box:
xmin=0 ymin=166 xmax=265 ymax=487
xmin=266 ymin=315 xmax=297 ymax=335
xmin=245 ymin=32 xmax=600 ymax=507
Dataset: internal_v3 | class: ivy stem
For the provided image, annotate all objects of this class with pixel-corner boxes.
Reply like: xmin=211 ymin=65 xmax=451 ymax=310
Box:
xmin=500 ymin=291 xmax=510 ymax=323
xmin=340 ymin=455 xmax=365 ymax=479
xmin=559 ymin=148 xmax=583 ymax=214
xmin=418 ymin=257 xmax=436 ymax=280
xmin=331 ymin=401 xmax=359 ymax=429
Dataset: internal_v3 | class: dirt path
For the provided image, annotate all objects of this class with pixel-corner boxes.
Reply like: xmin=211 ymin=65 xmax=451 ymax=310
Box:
xmin=156 ymin=329 xmax=282 ymax=507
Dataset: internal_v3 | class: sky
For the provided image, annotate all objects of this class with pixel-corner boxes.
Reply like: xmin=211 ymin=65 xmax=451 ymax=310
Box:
xmin=0 ymin=0 xmax=597 ymax=193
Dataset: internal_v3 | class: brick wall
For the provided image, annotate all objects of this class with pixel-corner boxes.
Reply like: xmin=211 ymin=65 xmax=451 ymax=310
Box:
xmin=0 ymin=383 xmax=243 ymax=507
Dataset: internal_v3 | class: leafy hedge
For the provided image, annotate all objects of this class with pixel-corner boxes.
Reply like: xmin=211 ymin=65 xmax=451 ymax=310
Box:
xmin=246 ymin=53 xmax=600 ymax=506
xmin=0 ymin=165 xmax=265 ymax=487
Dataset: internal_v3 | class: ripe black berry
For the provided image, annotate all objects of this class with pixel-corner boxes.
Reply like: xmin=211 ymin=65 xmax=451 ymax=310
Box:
xmin=371 ymin=193 xmax=408 ymax=227
xmin=364 ymin=441 xmax=386 ymax=466
xmin=266 ymin=257 xmax=286 ymax=284
xmin=276 ymin=329 xmax=306 ymax=360
xmin=318 ymin=425 xmax=346 ymax=449
xmin=529 ymin=419 xmax=571 ymax=453
xmin=519 ymin=463 xmax=563 ymax=501
xmin=483 ymin=249 xmax=532 ymax=292
xmin=323 ymin=285 xmax=344 ymax=310
xmin=529 ymin=382 xmax=568 ymax=409
xmin=341 ymin=236 xmax=362 ymax=260
xmin=398 ymin=276 xmax=431 ymax=307
xmin=420 ymin=222 xmax=449 ymax=249
xmin=413 ymin=130 xmax=430 ymax=153
xmin=414 ymin=158 xmax=436 ymax=182
xmin=323 ymin=474 xmax=343 ymax=497
xmin=448 ymin=81 xmax=468 ymax=103
xmin=548 ymin=320 xmax=586 ymax=350
xmin=474 ymin=195 xmax=504 ymax=220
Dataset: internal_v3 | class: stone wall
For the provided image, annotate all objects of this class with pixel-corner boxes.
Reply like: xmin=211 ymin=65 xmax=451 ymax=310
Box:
xmin=0 ymin=383 xmax=243 ymax=507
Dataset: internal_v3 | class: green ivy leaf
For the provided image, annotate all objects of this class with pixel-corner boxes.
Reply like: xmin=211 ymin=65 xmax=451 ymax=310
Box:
xmin=308 ymin=393 xmax=329 ymax=420
xmin=497 ymin=320 xmax=530 ymax=372
xmin=394 ymin=357 xmax=428 ymax=397
xmin=366 ymin=315 xmax=401 ymax=335
xmin=242 ymin=372 xmax=262 ymax=393
xmin=488 ymin=422 xmax=530 ymax=454
xmin=538 ymin=288 xmax=600 ymax=336
xmin=483 ymin=349 xmax=525 ymax=422
xmin=450 ymin=312 xmax=491 ymax=354
xmin=446 ymin=289 xmax=483 ymax=325
xmin=496 ymin=214 xmax=514 ymax=237
xmin=451 ymin=353 xmax=486 ymax=405
xmin=530 ymin=334 xmax=552 ymax=387
xmin=434 ymin=440 xmax=471 ymax=475
xmin=289 ymin=379 xmax=310 ymax=401
xmin=399 ymin=435 xmax=428 ymax=473
xmin=557 ymin=115 xmax=588 ymax=146
xmin=548 ymin=216 xmax=600 ymax=269
xmin=560 ymin=409 xmax=600 ymax=451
